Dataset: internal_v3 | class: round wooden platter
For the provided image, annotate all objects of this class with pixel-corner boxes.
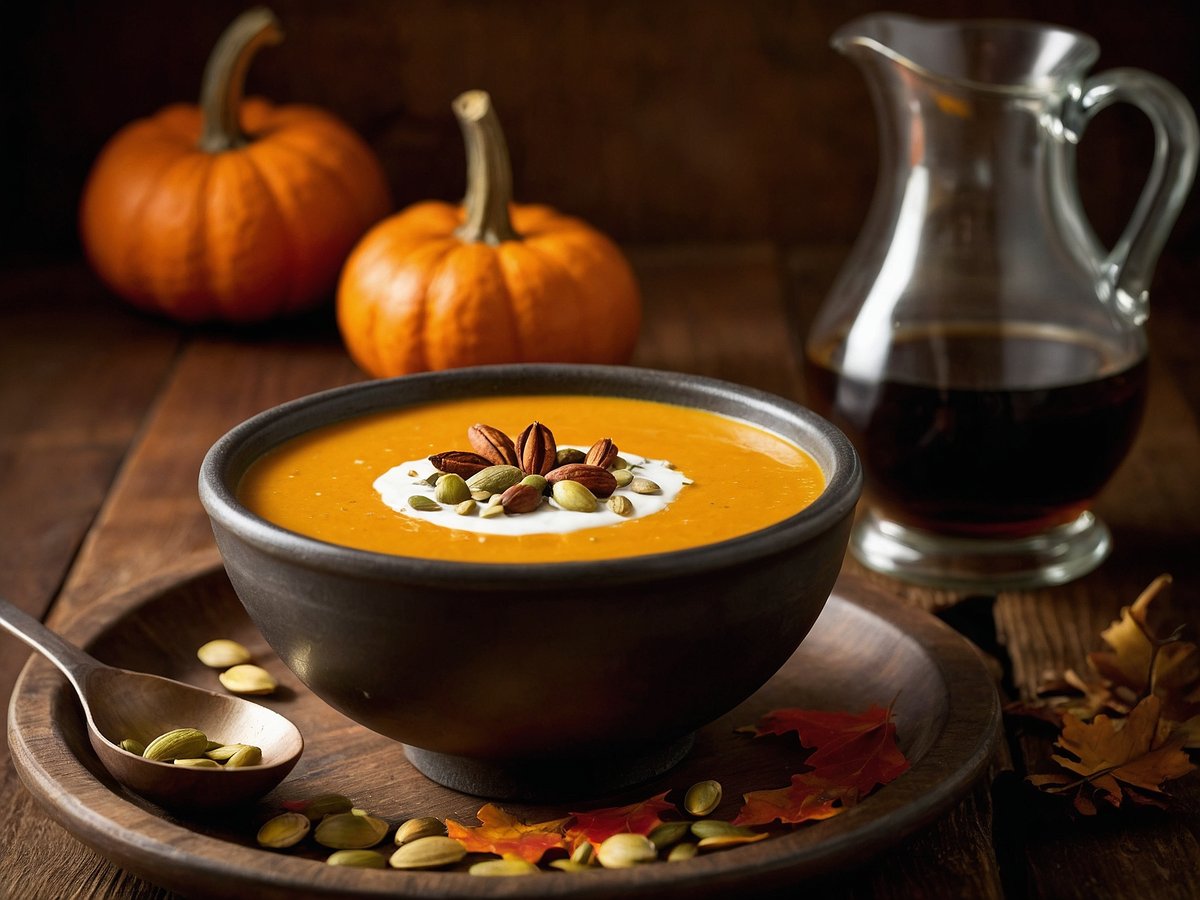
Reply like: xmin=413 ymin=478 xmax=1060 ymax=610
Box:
xmin=8 ymin=554 xmax=1000 ymax=899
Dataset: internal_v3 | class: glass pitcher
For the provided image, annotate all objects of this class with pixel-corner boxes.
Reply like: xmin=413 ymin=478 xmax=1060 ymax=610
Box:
xmin=805 ymin=14 xmax=1198 ymax=589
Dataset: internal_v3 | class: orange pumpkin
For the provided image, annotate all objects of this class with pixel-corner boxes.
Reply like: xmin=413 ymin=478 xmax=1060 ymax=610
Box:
xmin=336 ymin=90 xmax=641 ymax=377
xmin=79 ymin=8 xmax=391 ymax=323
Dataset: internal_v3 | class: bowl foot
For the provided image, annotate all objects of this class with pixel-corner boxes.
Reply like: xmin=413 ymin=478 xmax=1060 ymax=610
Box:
xmin=404 ymin=734 xmax=695 ymax=802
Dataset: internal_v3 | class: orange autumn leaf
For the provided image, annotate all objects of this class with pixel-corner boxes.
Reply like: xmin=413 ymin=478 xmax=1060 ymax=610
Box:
xmin=444 ymin=803 xmax=569 ymax=864
xmin=1028 ymin=695 xmax=1196 ymax=815
xmin=732 ymin=773 xmax=847 ymax=827
xmin=565 ymin=791 xmax=675 ymax=850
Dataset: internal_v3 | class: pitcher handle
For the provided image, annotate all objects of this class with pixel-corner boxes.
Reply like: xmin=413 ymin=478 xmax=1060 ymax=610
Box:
xmin=1064 ymin=69 xmax=1198 ymax=324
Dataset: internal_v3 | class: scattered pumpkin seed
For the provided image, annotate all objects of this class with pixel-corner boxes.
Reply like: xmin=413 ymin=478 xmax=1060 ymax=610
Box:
xmin=218 ymin=663 xmax=277 ymax=695
xmin=394 ymin=816 xmax=446 ymax=845
xmin=556 ymin=448 xmax=586 ymax=467
xmin=552 ymin=480 xmax=597 ymax=512
xmin=469 ymin=858 xmax=540 ymax=876
xmin=174 ymin=757 xmax=221 ymax=768
xmin=520 ymin=473 xmax=548 ymax=493
xmin=315 ymin=812 xmax=388 ymax=850
xmin=454 ymin=499 xmax=477 ymax=515
xmin=648 ymin=821 xmax=691 ymax=849
xmin=196 ymin=638 xmax=252 ymax=669
xmin=596 ymin=833 xmax=657 ymax=868
xmin=408 ymin=495 xmax=440 ymax=512
xmin=667 ymin=842 xmax=699 ymax=861
xmin=630 ymin=477 xmax=661 ymax=495
xmin=696 ymin=831 xmax=769 ymax=849
xmin=684 ymin=780 xmax=723 ymax=817
xmin=204 ymin=743 xmax=247 ymax=762
xmin=612 ymin=468 xmax=635 ymax=488
xmin=570 ymin=841 xmax=595 ymax=865
xmin=466 ymin=465 xmax=524 ymax=494
xmin=143 ymin=727 xmax=209 ymax=762
xmin=549 ymin=860 xmax=594 ymax=873
xmin=389 ymin=835 xmax=467 ymax=869
xmin=257 ymin=812 xmax=311 ymax=848
xmin=297 ymin=793 xmax=354 ymax=821
xmin=470 ymin=489 xmax=491 ymax=501
xmin=225 ymin=744 xmax=263 ymax=768
xmin=480 ymin=503 xmax=506 ymax=519
xmin=611 ymin=456 xmax=631 ymax=470
xmin=690 ymin=819 xmax=759 ymax=840
xmin=607 ymin=494 xmax=634 ymax=516
xmin=119 ymin=738 xmax=145 ymax=755
xmin=326 ymin=849 xmax=387 ymax=868
xmin=434 ymin=473 xmax=471 ymax=504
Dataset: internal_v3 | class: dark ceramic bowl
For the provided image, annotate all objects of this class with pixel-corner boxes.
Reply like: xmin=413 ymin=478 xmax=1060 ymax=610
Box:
xmin=199 ymin=364 xmax=861 ymax=800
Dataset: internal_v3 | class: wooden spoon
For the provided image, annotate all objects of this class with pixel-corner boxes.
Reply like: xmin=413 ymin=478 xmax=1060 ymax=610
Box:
xmin=0 ymin=596 xmax=302 ymax=810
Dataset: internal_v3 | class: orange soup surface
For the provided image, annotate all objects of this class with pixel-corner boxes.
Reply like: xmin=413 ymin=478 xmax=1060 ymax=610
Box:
xmin=238 ymin=395 xmax=825 ymax=563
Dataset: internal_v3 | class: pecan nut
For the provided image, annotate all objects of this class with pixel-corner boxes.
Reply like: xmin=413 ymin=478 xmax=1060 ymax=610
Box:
xmin=428 ymin=451 xmax=493 ymax=478
xmin=468 ymin=424 xmax=519 ymax=467
xmin=516 ymin=422 xmax=558 ymax=476
xmin=545 ymin=463 xmax=618 ymax=498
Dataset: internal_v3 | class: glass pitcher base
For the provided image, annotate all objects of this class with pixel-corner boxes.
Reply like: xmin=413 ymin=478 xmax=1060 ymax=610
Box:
xmin=850 ymin=509 xmax=1111 ymax=591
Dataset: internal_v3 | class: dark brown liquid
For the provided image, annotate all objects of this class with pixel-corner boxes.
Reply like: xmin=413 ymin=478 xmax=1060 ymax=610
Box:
xmin=805 ymin=324 xmax=1148 ymax=537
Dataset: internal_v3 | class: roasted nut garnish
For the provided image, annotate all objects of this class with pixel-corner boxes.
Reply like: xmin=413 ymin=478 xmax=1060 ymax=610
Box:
xmin=468 ymin=424 xmax=519 ymax=467
xmin=546 ymin=463 xmax=617 ymax=498
xmin=585 ymin=438 xmax=618 ymax=469
xmin=516 ymin=422 xmax=557 ymax=476
xmin=428 ymin=451 xmax=493 ymax=478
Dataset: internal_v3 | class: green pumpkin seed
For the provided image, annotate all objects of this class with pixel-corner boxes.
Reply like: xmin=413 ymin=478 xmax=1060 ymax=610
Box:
xmin=225 ymin=744 xmax=263 ymax=767
xmin=470 ymin=489 xmax=491 ymax=501
xmin=668 ymin=842 xmax=699 ymax=861
xmin=612 ymin=468 xmax=635 ymax=487
xmin=555 ymin=448 xmax=586 ymax=467
xmin=326 ymin=849 xmax=387 ymax=868
xmin=630 ymin=477 xmax=661 ymax=495
xmin=119 ymin=738 xmax=145 ymax=755
xmin=552 ymin=480 xmax=597 ymax=512
xmin=697 ymin=831 xmax=769 ymax=849
xmin=648 ymin=821 xmax=692 ymax=849
xmin=388 ymin=835 xmax=467 ymax=869
xmin=315 ymin=812 xmax=388 ymax=849
xmin=469 ymin=858 xmax=539 ymax=876
xmin=480 ymin=503 xmax=506 ymax=519
xmin=684 ymin=780 xmax=723 ymax=817
xmin=607 ymin=495 xmax=634 ymax=516
xmin=394 ymin=816 xmax=446 ymax=845
xmin=611 ymin=456 xmax=631 ymax=470
xmin=455 ymin=499 xmax=477 ymax=515
xmin=294 ymin=793 xmax=354 ymax=821
xmin=549 ymin=860 xmax=594 ymax=873
xmin=143 ymin=728 xmax=208 ymax=762
xmin=466 ymin=465 xmax=524 ymax=494
xmin=435 ymin=473 xmax=471 ymax=504
xmin=174 ymin=757 xmax=221 ymax=768
xmin=520 ymin=473 xmax=548 ymax=493
xmin=408 ymin=495 xmax=440 ymax=512
xmin=570 ymin=841 xmax=594 ymax=864
xmin=596 ymin=832 xmax=657 ymax=868
xmin=690 ymin=819 xmax=759 ymax=840
xmin=257 ymin=812 xmax=311 ymax=848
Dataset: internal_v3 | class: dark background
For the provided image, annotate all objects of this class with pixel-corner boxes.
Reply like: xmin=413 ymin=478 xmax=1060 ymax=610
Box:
xmin=3 ymin=0 xmax=1197 ymax=287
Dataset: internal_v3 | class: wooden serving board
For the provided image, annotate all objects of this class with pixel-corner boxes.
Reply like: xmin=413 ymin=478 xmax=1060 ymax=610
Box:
xmin=7 ymin=555 xmax=1000 ymax=898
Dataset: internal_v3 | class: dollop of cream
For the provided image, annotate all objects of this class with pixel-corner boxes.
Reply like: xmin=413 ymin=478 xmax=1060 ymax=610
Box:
xmin=373 ymin=450 xmax=690 ymax=536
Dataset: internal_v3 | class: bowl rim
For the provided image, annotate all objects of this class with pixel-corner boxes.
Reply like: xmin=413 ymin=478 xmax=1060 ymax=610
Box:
xmin=198 ymin=363 xmax=861 ymax=587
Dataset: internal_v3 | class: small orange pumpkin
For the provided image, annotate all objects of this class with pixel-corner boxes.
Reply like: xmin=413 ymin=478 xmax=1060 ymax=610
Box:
xmin=79 ymin=8 xmax=391 ymax=323
xmin=336 ymin=90 xmax=641 ymax=377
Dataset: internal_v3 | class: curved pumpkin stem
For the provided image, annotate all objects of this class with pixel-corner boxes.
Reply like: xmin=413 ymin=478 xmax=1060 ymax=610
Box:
xmin=198 ymin=7 xmax=284 ymax=153
xmin=453 ymin=91 xmax=521 ymax=245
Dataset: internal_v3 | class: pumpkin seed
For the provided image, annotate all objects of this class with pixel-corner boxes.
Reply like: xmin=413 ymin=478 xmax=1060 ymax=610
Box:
xmin=297 ymin=793 xmax=354 ymax=821
xmin=520 ymin=473 xmax=548 ymax=493
xmin=696 ymin=831 xmax=769 ymax=849
xmin=224 ymin=744 xmax=263 ymax=768
xmin=196 ymin=638 xmax=252 ymax=669
xmin=408 ymin=495 xmax=440 ymax=512
xmin=174 ymin=757 xmax=221 ymax=768
xmin=470 ymin=489 xmax=491 ymax=501
xmin=480 ymin=503 xmax=506 ymax=519
xmin=555 ymin=448 xmax=586 ymax=467
xmin=690 ymin=819 xmax=759 ymax=840
xmin=218 ymin=663 xmax=277 ymax=695
xmin=596 ymin=833 xmax=657 ymax=868
xmin=326 ymin=849 xmax=387 ymax=868
xmin=425 ymin=472 xmax=442 ymax=486
xmin=143 ymin=728 xmax=208 ymax=762
xmin=388 ymin=835 xmax=467 ymax=869
xmin=570 ymin=841 xmax=595 ymax=864
xmin=549 ymin=860 xmax=594 ymax=873
xmin=454 ymin=499 xmax=477 ymax=515
xmin=647 ymin=821 xmax=691 ymax=849
xmin=204 ymin=743 xmax=247 ymax=761
xmin=684 ymin=780 xmax=723 ymax=816
xmin=552 ymin=480 xmax=597 ymax=512
xmin=668 ymin=842 xmax=699 ymax=861
xmin=315 ymin=812 xmax=388 ymax=849
xmin=630 ymin=477 xmax=661 ymax=495
xmin=119 ymin=738 xmax=145 ymax=755
xmin=466 ymin=465 xmax=524 ymax=494
xmin=607 ymin=495 xmax=634 ymax=516
xmin=611 ymin=456 xmax=631 ymax=470
xmin=394 ymin=816 xmax=446 ymax=845
xmin=435 ymin=473 xmax=471 ymax=504
xmin=469 ymin=858 xmax=539 ymax=876
xmin=257 ymin=812 xmax=311 ymax=848
xmin=612 ymin=468 xmax=635 ymax=488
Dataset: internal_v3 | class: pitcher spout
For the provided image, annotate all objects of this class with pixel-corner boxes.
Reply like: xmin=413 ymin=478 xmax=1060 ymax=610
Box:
xmin=832 ymin=12 xmax=1099 ymax=93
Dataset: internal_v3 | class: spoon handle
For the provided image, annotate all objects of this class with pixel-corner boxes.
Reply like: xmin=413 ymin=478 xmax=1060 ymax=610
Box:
xmin=0 ymin=595 xmax=101 ymax=692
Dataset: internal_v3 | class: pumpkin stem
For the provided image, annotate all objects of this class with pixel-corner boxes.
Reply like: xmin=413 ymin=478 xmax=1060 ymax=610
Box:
xmin=453 ymin=91 xmax=522 ymax=245
xmin=198 ymin=7 xmax=284 ymax=153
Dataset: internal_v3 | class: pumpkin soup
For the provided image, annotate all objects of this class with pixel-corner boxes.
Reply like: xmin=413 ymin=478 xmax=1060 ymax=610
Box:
xmin=237 ymin=395 xmax=824 ymax=562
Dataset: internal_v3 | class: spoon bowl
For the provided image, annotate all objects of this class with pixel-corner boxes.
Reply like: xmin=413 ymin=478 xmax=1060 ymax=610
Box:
xmin=1 ymin=596 xmax=303 ymax=811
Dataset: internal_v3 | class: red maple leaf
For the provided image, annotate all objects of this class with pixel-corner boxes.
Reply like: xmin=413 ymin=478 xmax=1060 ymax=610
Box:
xmin=444 ymin=803 xmax=569 ymax=864
xmin=565 ymin=791 xmax=676 ymax=850
xmin=732 ymin=773 xmax=848 ymax=827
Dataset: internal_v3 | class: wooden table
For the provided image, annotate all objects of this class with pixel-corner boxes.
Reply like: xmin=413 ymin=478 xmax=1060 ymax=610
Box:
xmin=2 ymin=246 xmax=1198 ymax=898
